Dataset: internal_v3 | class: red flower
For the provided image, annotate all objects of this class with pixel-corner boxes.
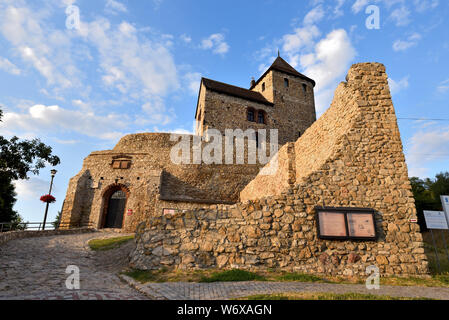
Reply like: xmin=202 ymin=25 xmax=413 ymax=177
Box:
xmin=40 ymin=194 xmax=56 ymax=203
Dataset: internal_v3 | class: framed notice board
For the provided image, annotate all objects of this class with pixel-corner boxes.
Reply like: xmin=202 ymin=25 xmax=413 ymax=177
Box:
xmin=315 ymin=206 xmax=377 ymax=241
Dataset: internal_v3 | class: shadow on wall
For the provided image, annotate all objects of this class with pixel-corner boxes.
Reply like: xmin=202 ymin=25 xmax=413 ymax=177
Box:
xmin=70 ymin=170 xmax=95 ymax=228
xmin=160 ymin=170 xmax=239 ymax=203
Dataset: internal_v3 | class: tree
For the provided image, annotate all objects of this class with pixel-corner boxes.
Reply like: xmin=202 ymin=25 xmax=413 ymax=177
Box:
xmin=53 ymin=211 xmax=62 ymax=229
xmin=410 ymin=172 xmax=449 ymax=232
xmin=0 ymin=108 xmax=61 ymax=224
xmin=0 ymin=174 xmax=19 ymax=223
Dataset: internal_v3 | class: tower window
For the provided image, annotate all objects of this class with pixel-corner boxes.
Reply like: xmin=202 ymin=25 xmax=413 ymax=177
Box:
xmin=257 ymin=111 xmax=266 ymax=124
xmin=284 ymin=78 xmax=289 ymax=88
xmin=262 ymin=83 xmax=265 ymax=92
xmin=298 ymin=131 xmax=302 ymax=138
xmin=302 ymin=84 xmax=307 ymax=93
xmin=247 ymin=108 xmax=255 ymax=122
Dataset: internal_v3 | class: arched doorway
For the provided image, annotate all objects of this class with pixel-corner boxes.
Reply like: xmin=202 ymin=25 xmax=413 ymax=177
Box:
xmin=103 ymin=189 xmax=127 ymax=229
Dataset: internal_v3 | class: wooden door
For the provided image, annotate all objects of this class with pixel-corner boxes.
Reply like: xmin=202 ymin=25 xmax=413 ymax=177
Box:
xmin=104 ymin=190 xmax=126 ymax=228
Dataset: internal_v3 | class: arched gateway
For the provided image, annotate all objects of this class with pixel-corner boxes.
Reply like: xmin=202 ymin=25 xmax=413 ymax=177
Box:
xmin=101 ymin=184 xmax=129 ymax=229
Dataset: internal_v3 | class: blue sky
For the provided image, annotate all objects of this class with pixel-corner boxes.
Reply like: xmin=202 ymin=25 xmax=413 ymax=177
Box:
xmin=0 ymin=0 xmax=448 ymax=223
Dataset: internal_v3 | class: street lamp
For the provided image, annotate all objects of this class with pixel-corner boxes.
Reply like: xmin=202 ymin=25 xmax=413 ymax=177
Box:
xmin=42 ymin=169 xmax=57 ymax=230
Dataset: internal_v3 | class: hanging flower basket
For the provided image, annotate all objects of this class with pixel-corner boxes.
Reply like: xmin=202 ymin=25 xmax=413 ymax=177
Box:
xmin=40 ymin=194 xmax=56 ymax=204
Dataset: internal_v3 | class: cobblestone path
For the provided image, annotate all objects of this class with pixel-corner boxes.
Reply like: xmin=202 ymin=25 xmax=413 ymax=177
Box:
xmin=2 ymin=232 xmax=449 ymax=300
xmin=0 ymin=232 xmax=147 ymax=300
xmin=122 ymin=276 xmax=449 ymax=300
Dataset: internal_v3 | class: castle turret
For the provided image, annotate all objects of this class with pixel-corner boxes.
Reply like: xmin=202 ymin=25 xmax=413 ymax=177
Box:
xmin=195 ymin=56 xmax=316 ymax=145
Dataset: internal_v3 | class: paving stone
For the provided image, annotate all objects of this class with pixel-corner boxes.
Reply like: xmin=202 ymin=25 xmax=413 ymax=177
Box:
xmin=0 ymin=232 xmax=147 ymax=300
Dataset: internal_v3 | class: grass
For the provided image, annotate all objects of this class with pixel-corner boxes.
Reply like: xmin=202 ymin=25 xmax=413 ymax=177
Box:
xmin=199 ymin=269 xmax=266 ymax=283
xmin=275 ymin=272 xmax=324 ymax=282
xmin=237 ymin=292 xmax=434 ymax=300
xmin=123 ymin=269 xmax=165 ymax=283
xmin=422 ymin=230 xmax=449 ymax=275
xmin=122 ymin=267 xmax=449 ymax=288
xmin=88 ymin=235 xmax=134 ymax=251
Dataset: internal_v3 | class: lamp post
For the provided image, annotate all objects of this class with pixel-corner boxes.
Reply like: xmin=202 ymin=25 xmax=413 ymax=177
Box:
xmin=42 ymin=169 xmax=57 ymax=231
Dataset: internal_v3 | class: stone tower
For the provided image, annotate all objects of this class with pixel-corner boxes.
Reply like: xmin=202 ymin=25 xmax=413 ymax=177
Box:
xmin=195 ymin=56 xmax=316 ymax=146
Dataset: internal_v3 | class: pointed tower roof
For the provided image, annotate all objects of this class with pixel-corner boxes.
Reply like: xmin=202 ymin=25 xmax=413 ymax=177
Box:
xmin=251 ymin=56 xmax=316 ymax=89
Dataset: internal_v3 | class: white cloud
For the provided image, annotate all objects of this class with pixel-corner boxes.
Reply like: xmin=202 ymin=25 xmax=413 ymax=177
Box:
xmin=105 ymin=0 xmax=127 ymax=14
xmin=334 ymin=0 xmax=346 ymax=17
xmin=140 ymin=98 xmax=173 ymax=126
xmin=14 ymin=177 xmax=52 ymax=200
xmin=1 ymin=104 xmax=128 ymax=141
xmin=393 ymin=33 xmax=421 ymax=51
xmin=0 ymin=57 xmax=21 ymax=75
xmin=414 ymin=0 xmax=439 ymax=12
xmin=262 ymin=10 xmax=356 ymax=115
xmin=304 ymin=5 xmax=325 ymax=25
xmin=298 ymin=29 xmax=356 ymax=113
xmin=183 ymin=72 xmax=202 ymax=95
xmin=437 ymin=79 xmax=449 ymax=93
xmin=180 ymin=34 xmax=192 ymax=43
xmin=388 ymin=76 xmax=409 ymax=94
xmin=0 ymin=2 xmax=186 ymax=129
xmin=0 ymin=5 xmax=79 ymax=89
xmin=390 ymin=6 xmax=411 ymax=26
xmin=282 ymin=25 xmax=321 ymax=54
xmin=406 ymin=125 xmax=449 ymax=178
xmin=351 ymin=0 xmax=371 ymax=13
xmin=200 ymin=33 xmax=230 ymax=55
xmin=84 ymin=19 xmax=180 ymax=98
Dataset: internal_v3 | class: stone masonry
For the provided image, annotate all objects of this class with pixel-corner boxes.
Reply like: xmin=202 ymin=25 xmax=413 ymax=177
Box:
xmin=129 ymin=63 xmax=429 ymax=277
xmin=61 ymin=56 xmax=317 ymax=233
xmin=196 ymin=56 xmax=316 ymax=146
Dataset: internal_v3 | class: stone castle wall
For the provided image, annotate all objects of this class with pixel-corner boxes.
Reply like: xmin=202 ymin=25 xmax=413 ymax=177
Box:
xmin=129 ymin=63 xmax=429 ymax=277
xmin=60 ymin=133 xmax=265 ymax=232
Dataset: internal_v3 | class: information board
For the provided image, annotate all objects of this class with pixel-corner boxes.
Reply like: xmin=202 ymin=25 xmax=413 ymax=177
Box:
xmin=318 ymin=211 xmax=347 ymax=237
xmin=441 ymin=196 xmax=449 ymax=229
xmin=315 ymin=207 xmax=376 ymax=241
xmin=423 ymin=210 xmax=449 ymax=230
xmin=347 ymin=213 xmax=376 ymax=238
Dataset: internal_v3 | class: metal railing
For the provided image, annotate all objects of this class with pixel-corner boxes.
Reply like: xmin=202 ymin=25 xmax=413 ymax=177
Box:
xmin=0 ymin=221 xmax=89 ymax=233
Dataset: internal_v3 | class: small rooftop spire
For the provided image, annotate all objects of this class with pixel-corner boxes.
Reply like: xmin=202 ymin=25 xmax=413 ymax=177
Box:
xmin=277 ymin=49 xmax=280 ymax=57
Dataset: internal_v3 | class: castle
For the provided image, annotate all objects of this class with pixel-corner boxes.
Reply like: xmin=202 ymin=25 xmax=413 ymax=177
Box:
xmin=61 ymin=58 xmax=429 ymax=277
xmin=60 ymin=56 xmax=317 ymax=232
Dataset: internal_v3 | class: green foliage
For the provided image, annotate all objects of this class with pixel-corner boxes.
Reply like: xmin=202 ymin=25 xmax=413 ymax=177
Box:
xmin=239 ymin=292 xmax=433 ymax=300
xmin=52 ymin=211 xmax=62 ymax=229
xmin=276 ymin=272 xmax=324 ymax=282
xmin=124 ymin=270 xmax=158 ymax=283
xmin=410 ymin=172 xmax=449 ymax=231
xmin=199 ymin=269 xmax=266 ymax=283
xmin=0 ymin=107 xmax=60 ymax=223
xmin=0 ymin=174 xmax=19 ymax=223
xmin=0 ymin=135 xmax=61 ymax=181
xmin=123 ymin=268 xmax=170 ymax=283
xmin=88 ymin=235 xmax=135 ymax=251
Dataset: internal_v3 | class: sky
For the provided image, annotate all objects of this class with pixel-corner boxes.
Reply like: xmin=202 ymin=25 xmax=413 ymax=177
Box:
xmin=0 ymin=0 xmax=448 ymax=223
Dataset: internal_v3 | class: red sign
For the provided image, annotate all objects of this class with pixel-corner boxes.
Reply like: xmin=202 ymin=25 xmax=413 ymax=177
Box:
xmin=127 ymin=209 xmax=133 ymax=216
